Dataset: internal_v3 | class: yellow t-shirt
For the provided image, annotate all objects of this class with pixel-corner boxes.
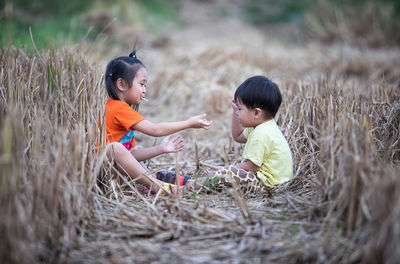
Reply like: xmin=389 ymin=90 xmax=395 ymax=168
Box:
xmin=243 ymin=120 xmax=293 ymax=187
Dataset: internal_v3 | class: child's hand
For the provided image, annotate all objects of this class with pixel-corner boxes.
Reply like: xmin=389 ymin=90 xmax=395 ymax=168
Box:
xmin=188 ymin=113 xmax=213 ymax=130
xmin=160 ymin=135 xmax=184 ymax=153
xmin=231 ymin=99 xmax=238 ymax=111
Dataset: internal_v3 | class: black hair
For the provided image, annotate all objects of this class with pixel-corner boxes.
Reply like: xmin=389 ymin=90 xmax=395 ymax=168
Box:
xmin=105 ymin=50 xmax=145 ymax=100
xmin=234 ymin=76 xmax=282 ymax=118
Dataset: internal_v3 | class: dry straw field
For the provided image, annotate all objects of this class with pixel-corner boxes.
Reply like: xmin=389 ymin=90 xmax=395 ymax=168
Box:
xmin=1 ymin=11 xmax=400 ymax=264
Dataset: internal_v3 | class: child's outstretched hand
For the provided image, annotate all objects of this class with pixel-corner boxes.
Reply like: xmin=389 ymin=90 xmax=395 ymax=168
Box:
xmin=160 ymin=135 xmax=184 ymax=153
xmin=187 ymin=113 xmax=213 ymax=130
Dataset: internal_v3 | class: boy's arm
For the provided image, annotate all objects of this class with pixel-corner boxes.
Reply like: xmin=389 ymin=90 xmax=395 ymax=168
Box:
xmin=231 ymin=100 xmax=247 ymax=143
xmin=237 ymin=160 xmax=260 ymax=173
xmin=132 ymin=113 xmax=212 ymax=137
xmin=131 ymin=135 xmax=183 ymax=161
xmin=206 ymin=160 xmax=259 ymax=173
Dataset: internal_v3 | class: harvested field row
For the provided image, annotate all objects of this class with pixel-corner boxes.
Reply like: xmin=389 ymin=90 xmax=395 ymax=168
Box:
xmin=1 ymin=11 xmax=400 ymax=263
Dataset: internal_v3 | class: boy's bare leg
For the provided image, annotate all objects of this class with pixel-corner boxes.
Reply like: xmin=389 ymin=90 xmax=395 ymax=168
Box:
xmin=184 ymin=169 xmax=218 ymax=192
xmin=185 ymin=177 xmax=207 ymax=192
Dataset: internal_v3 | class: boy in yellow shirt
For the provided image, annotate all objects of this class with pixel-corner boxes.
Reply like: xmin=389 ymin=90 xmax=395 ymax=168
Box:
xmin=206 ymin=76 xmax=293 ymax=193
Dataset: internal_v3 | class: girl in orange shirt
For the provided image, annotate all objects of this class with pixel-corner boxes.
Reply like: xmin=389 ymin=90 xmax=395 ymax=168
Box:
xmin=103 ymin=50 xmax=212 ymax=194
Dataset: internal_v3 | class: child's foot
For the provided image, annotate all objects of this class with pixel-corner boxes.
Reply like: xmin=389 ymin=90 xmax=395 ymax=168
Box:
xmin=156 ymin=171 xmax=190 ymax=186
xmin=160 ymin=183 xmax=183 ymax=195
xmin=142 ymin=183 xmax=181 ymax=196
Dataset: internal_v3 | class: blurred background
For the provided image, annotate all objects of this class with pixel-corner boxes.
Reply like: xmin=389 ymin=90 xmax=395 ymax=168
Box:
xmin=2 ymin=0 xmax=400 ymax=51
xmin=1 ymin=1 xmax=400 ymax=263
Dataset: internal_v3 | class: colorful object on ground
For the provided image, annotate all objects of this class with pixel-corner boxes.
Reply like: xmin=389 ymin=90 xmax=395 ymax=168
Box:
xmin=156 ymin=171 xmax=190 ymax=186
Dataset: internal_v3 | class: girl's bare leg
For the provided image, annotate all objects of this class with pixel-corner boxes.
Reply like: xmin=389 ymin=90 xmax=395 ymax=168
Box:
xmin=106 ymin=142 xmax=164 ymax=193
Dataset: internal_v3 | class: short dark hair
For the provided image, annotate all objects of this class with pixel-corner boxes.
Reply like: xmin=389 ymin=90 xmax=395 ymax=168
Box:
xmin=105 ymin=50 xmax=145 ymax=100
xmin=234 ymin=76 xmax=282 ymax=118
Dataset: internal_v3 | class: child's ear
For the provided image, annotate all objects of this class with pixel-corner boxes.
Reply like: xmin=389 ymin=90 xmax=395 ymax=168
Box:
xmin=254 ymin=108 xmax=263 ymax=119
xmin=116 ymin=78 xmax=128 ymax=92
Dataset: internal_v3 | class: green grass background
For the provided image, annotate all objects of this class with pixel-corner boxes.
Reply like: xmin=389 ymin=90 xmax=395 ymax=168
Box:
xmin=1 ymin=0 xmax=399 ymax=50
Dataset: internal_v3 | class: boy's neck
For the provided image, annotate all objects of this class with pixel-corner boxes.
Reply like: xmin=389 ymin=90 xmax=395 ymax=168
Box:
xmin=251 ymin=117 xmax=273 ymax=128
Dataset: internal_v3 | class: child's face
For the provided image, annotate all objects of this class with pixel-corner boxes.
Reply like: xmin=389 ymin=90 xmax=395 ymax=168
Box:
xmin=235 ymin=100 xmax=258 ymax=127
xmin=124 ymin=67 xmax=148 ymax=105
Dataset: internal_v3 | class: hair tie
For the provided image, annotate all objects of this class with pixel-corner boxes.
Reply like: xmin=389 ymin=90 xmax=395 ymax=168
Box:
xmin=129 ymin=51 xmax=136 ymax=58
xmin=108 ymin=73 xmax=113 ymax=77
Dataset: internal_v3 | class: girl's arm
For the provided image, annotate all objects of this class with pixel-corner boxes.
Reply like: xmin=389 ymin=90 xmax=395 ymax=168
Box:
xmin=131 ymin=135 xmax=183 ymax=161
xmin=132 ymin=113 xmax=212 ymax=137
xmin=231 ymin=100 xmax=247 ymax=143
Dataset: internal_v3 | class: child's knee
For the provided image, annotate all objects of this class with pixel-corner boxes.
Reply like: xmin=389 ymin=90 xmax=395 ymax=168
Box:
xmin=105 ymin=142 xmax=127 ymax=158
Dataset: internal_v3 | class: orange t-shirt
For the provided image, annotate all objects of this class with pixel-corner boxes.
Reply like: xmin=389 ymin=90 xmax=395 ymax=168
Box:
xmin=104 ymin=98 xmax=145 ymax=149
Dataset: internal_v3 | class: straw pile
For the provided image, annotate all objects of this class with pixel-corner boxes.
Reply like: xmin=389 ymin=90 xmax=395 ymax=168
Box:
xmin=1 ymin=19 xmax=400 ymax=263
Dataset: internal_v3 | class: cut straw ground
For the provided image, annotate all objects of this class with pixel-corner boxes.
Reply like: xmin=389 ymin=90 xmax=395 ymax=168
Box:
xmin=1 ymin=36 xmax=400 ymax=263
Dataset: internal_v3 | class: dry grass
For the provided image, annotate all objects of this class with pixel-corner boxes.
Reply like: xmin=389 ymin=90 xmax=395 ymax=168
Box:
xmin=304 ymin=0 xmax=400 ymax=47
xmin=1 ymin=26 xmax=400 ymax=264
xmin=0 ymin=46 xmax=103 ymax=263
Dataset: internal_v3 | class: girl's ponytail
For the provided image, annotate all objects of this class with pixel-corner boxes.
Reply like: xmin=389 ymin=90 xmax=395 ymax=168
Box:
xmin=129 ymin=50 xmax=136 ymax=58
